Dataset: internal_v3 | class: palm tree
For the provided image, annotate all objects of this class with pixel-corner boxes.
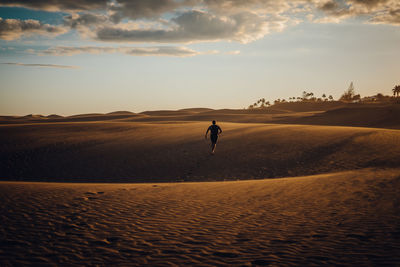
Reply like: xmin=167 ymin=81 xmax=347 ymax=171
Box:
xmin=393 ymin=85 xmax=400 ymax=97
xmin=260 ymin=98 xmax=266 ymax=107
xmin=302 ymin=91 xmax=308 ymax=101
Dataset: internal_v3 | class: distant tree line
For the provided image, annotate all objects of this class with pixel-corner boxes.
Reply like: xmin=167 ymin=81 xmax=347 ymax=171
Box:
xmin=247 ymin=83 xmax=400 ymax=109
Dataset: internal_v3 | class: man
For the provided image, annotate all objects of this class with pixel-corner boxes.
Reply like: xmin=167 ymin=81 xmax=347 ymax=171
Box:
xmin=205 ymin=120 xmax=222 ymax=154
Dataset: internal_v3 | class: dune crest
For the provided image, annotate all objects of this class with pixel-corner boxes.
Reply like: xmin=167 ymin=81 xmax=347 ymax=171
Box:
xmin=1 ymin=103 xmax=399 ymax=129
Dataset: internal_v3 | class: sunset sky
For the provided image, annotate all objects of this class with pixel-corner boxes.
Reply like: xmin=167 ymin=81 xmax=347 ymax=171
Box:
xmin=0 ymin=0 xmax=399 ymax=116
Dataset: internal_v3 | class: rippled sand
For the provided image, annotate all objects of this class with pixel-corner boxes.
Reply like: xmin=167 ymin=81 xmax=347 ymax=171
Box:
xmin=1 ymin=169 xmax=399 ymax=266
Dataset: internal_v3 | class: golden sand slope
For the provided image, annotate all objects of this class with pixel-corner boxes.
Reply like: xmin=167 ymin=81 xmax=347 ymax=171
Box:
xmin=1 ymin=122 xmax=400 ymax=182
xmin=0 ymin=169 xmax=399 ymax=266
xmin=2 ymin=103 xmax=399 ymax=129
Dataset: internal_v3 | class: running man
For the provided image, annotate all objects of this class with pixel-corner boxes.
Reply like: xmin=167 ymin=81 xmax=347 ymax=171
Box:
xmin=205 ymin=120 xmax=222 ymax=154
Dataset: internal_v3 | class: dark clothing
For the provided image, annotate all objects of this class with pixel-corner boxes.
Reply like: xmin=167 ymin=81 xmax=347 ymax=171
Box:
xmin=210 ymin=134 xmax=218 ymax=144
xmin=208 ymin=124 xmax=221 ymax=135
xmin=208 ymin=124 xmax=221 ymax=144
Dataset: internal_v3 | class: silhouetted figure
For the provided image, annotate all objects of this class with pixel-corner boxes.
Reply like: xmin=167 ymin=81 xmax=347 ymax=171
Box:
xmin=205 ymin=120 xmax=222 ymax=154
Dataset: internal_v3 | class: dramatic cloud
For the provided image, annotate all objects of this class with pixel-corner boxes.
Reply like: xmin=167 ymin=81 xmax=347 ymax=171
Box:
xmin=0 ymin=18 xmax=67 ymax=40
xmin=369 ymin=8 xmax=400 ymax=25
xmin=1 ymin=0 xmax=399 ymax=50
xmin=63 ymin=13 xmax=108 ymax=28
xmin=350 ymin=0 xmax=389 ymax=9
xmin=313 ymin=0 xmax=352 ymax=22
xmin=0 ymin=0 xmax=308 ymax=44
xmin=314 ymin=0 xmax=400 ymax=24
xmin=37 ymin=45 xmax=209 ymax=57
xmin=0 ymin=0 xmax=108 ymax=11
xmin=109 ymin=0 xmax=190 ymax=22
xmin=1 ymin=62 xmax=78 ymax=69
xmin=96 ymin=10 xmax=271 ymax=43
xmin=204 ymin=0 xmax=308 ymax=14
xmin=104 ymin=0 xmax=309 ymax=41
xmin=362 ymin=0 xmax=400 ymax=25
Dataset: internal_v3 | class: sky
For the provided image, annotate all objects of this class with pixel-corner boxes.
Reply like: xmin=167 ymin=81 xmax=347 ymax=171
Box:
xmin=0 ymin=0 xmax=399 ymax=116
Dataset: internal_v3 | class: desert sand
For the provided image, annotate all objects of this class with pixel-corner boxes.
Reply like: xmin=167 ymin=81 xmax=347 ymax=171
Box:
xmin=1 ymin=102 xmax=399 ymax=129
xmin=1 ymin=120 xmax=400 ymax=182
xmin=1 ymin=103 xmax=400 ymax=265
xmin=1 ymin=169 xmax=399 ymax=265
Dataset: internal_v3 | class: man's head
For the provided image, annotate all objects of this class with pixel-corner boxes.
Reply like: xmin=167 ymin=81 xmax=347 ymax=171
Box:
xmin=212 ymin=120 xmax=216 ymax=125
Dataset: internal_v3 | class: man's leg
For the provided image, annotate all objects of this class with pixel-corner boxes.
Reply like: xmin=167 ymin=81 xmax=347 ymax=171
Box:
xmin=211 ymin=142 xmax=216 ymax=153
xmin=210 ymin=135 xmax=218 ymax=154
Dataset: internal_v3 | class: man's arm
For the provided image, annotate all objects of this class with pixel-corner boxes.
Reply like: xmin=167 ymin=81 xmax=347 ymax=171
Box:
xmin=205 ymin=127 xmax=210 ymax=139
xmin=218 ymin=126 xmax=222 ymax=134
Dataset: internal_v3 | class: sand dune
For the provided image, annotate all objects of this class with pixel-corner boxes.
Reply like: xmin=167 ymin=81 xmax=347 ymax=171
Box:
xmin=140 ymin=110 xmax=199 ymax=116
xmin=47 ymin=114 xmax=64 ymax=119
xmin=178 ymin=108 xmax=214 ymax=112
xmin=1 ymin=103 xmax=399 ymax=129
xmin=268 ymin=101 xmax=345 ymax=112
xmin=1 ymin=104 xmax=399 ymax=265
xmin=106 ymin=111 xmax=136 ymax=115
xmin=1 ymin=121 xmax=399 ymax=182
xmin=277 ymin=104 xmax=400 ymax=129
xmin=1 ymin=169 xmax=399 ymax=265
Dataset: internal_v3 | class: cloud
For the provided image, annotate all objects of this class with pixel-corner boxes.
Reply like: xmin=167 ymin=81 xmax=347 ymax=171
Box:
xmin=96 ymin=10 xmax=273 ymax=44
xmin=0 ymin=0 xmax=308 ymax=44
xmin=0 ymin=0 xmax=108 ymax=11
xmin=369 ymin=8 xmax=400 ymax=25
xmin=0 ymin=18 xmax=67 ymax=40
xmin=314 ymin=0 xmax=400 ymax=24
xmin=1 ymin=0 xmax=400 ymax=47
xmin=1 ymin=62 xmax=79 ymax=69
xmin=0 ymin=0 xmax=189 ymax=17
xmin=63 ymin=13 xmax=109 ymax=28
xmin=225 ymin=50 xmax=240 ymax=55
xmin=350 ymin=0 xmax=389 ymax=9
xmin=103 ymin=0 xmax=308 ymax=42
xmin=109 ymin=0 xmax=190 ymax=22
xmin=36 ymin=45 xmax=210 ymax=57
xmin=204 ymin=0 xmax=308 ymax=14
xmin=314 ymin=0 xmax=353 ymax=21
